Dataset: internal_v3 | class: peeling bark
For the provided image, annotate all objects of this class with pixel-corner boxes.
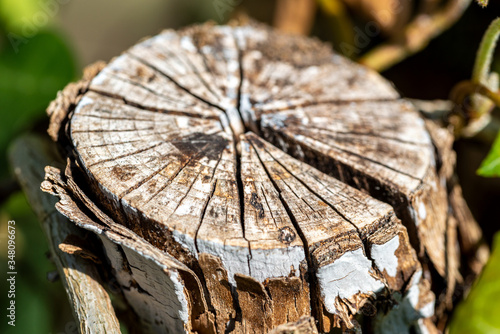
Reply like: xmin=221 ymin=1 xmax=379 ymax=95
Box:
xmin=8 ymin=135 xmax=121 ymax=334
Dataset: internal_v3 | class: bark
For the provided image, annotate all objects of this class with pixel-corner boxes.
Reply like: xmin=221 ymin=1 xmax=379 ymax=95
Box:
xmin=36 ymin=21 xmax=485 ymax=333
xmin=8 ymin=135 xmax=121 ymax=334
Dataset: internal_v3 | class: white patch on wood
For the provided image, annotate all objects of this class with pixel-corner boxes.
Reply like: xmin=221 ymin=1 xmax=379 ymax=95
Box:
xmin=248 ymin=246 xmax=304 ymax=282
xmin=240 ymin=93 xmax=255 ymax=123
xmin=417 ymin=319 xmax=431 ymax=334
xmin=418 ymin=301 xmax=434 ymax=319
xmin=234 ymin=26 xmax=267 ymax=49
xmin=226 ymin=76 xmax=240 ymax=96
xmin=219 ymin=113 xmax=232 ymax=136
xmin=227 ymin=59 xmax=239 ymax=73
xmin=196 ymin=239 xmax=251 ymax=285
xmin=316 ymin=249 xmax=384 ymax=314
xmin=262 ymin=113 xmax=289 ymax=130
xmin=74 ymin=95 xmax=95 ymax=110
xmin=371 ymin=236 xmax=400 ymax=277
xmin=197 ymin=238 xmax=304 ymax=286
xmin=416 ymin=118 xmax=433 ymax=145
xmin=170 ymin=271 xmax=190 ymax=324
xmin=99 ymin=236 xmax=190 ymax=333
xmin=409 ymin=207 xmax=419 ymax=227
xmin=180 ymin=36 xmax=197 ymax=53
xmin=225 ymin=106 xmax=245 ymax=136
xmin=175 ymin=117 xmax=189 ymax=128
xmin=418 ymin=201 xmax=427 ymax=220
xmin=172 ymin=230 xmax=197 ymax=258
xmin=201 ymin=45 xmax=212 ymax=54
xmin=407 ymin=270 xmax=423 ymax=309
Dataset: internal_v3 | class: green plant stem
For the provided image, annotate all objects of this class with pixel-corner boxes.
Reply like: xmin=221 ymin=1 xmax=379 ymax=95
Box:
xmin=472 ymin=18 xmax=500 ymax=85
xmin=451 ymin=81 xmax=500 ymax=113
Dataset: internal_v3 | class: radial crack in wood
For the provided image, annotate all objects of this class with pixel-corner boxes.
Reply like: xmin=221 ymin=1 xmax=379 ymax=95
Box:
xmin=260 ymin=100 xmax=448 ymax=278
xmin=243 ymin=133 xmax=430 ymax=331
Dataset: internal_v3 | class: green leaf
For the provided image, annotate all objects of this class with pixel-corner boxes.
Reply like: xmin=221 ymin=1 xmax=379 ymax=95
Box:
xmin=0 ymin=29 xmax=76 ymax=177
xmin=449 ymin=232 xmax=500 ymax=333
xmin=477 ymin=131 xmax=500 ymax=177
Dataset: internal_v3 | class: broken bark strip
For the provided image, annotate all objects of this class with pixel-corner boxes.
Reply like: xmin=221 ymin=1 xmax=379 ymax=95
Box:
xmin=244 ymin=133 xmax=432 ymax=331
xmin=8 ymin=135 xmax=121 ymax=334
xmin=40 ymin=21 xmax=485 ymax=333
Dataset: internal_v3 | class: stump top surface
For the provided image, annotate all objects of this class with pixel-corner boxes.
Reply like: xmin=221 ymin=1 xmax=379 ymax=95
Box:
xmin=63 ymin=23 xmax=444 ymax=331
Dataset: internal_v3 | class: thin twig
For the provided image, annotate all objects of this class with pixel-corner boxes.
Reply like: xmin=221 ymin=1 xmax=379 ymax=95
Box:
xmin=449 ymin=18 xmax=500 ymax=137
xmin=471 ymin=18 xmax=500 ymax=116
xmin=472 ymin=18 xmax=500 ymax=85
xmin=451 ymin=81 xmax=500 ymax=112
xmin=449 ymin=81 xmax=500 ymax=136
xmin=358 ymin=0 xmax=472 ymax=72
xmin=273 ymin=0 xmax=317 ymax=35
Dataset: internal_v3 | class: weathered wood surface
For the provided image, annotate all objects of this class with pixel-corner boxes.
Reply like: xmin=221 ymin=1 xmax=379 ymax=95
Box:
xmin=8 ymin=135 xmax=121 ymax=334
xmin=40 ymin=22 xmax=485 ymax=333
xmin=269 ymin=316 xmax=319 ymax=334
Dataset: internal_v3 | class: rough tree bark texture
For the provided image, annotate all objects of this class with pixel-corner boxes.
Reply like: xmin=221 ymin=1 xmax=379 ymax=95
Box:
xmin=9 ymin=135 xmax=121 ymax=333
xmin=39 ymin=22 xmax=485 ymax=333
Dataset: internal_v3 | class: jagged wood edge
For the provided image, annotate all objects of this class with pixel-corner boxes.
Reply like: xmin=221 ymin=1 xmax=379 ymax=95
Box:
xmin=48 ymin=24 xmax=434 ymax=332
xmin=8 ymin=134 xmax=121 ymax=334
xmin=42 ymin=158 xmax=218 ymax=333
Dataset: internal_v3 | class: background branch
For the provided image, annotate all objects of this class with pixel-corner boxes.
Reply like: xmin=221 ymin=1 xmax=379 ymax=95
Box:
xmin=358 ymin=0 xmax=472 ymax=71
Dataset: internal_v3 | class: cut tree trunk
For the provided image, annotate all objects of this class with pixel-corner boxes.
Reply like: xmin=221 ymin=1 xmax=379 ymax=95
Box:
xmin=38 ymin=21 xmax=486 ymax=333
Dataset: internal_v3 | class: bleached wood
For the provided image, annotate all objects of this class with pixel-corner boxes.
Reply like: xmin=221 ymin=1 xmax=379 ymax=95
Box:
xmin=39 ymin=22 xmax=484 ymax=333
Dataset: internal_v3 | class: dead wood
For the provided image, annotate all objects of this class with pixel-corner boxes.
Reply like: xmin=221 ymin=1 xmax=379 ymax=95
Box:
xmin=8 ymin=135 xmax=121 ymax=334
xmin=36 ymin=22 xmax=486 ymax=333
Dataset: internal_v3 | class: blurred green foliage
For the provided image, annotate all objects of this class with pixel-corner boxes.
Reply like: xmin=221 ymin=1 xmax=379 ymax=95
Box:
xmin=0 ymin=0 xmax=77 ymax=332
xmin=478 ymin=132 xmax=500 ymax=177
xmin=0 ymin=30 xmax=76 ymax=176
xmin=0 ymin=0 xmax=41 ymax=32
xmin=449 ymin=231 xmax=500 ymax=334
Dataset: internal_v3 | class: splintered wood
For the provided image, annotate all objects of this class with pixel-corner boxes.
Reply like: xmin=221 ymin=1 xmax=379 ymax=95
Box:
xmin=42 ymin=22 xmax=483 ymax=333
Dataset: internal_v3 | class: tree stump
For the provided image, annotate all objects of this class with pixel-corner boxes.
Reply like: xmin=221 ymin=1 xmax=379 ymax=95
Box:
xmin=40 ymin=21 xmax=486 ymax=333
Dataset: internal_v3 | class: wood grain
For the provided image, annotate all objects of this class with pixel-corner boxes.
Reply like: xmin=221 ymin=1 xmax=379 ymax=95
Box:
xmin=39 ymin=22 xmax=484 ymax=333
